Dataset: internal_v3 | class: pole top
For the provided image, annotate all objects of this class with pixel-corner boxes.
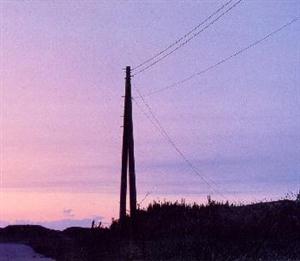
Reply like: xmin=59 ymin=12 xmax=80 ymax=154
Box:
xmin=126 ymin=66 xmax=131 ymax=74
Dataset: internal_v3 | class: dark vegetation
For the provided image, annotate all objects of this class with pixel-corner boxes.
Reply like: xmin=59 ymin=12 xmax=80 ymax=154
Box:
xmin=0 ymin=199 xmax=300 ymax=260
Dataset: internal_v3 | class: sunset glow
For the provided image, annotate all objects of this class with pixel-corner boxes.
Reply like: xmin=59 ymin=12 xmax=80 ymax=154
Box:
xmin=1 ymin=0 xmax=299 ymax=229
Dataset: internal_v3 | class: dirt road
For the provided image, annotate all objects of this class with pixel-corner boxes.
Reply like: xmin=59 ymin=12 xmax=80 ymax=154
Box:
xmin=0 ymin=243 xmax=54 ymax=260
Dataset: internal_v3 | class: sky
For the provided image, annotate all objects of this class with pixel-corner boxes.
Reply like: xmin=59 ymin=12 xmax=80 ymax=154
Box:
xmin=0 ymin=0 xmax=299 ymax=229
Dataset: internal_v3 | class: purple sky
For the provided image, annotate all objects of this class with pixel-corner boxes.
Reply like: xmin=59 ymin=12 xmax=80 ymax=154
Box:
xmin=1 ymin=0 xmax=300 ymax=229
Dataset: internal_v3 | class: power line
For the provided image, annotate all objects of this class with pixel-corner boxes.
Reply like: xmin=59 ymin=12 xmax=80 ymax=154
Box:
xmin=141 ymin=17 xmax=299 ymax=97
xmin=133 ymin=96 xmax=220 ymax=196
xmin=132 ymin=0 xmax=243 ymax=76
xmin=133 ymin=87 xmax=227 ymax=199
xmin=132 ymin=0 xmax=234 ymax=71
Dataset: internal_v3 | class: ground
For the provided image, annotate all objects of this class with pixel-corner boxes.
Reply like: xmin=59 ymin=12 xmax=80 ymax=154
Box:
xmin=0 ymin=199 xmax=299 ymax=260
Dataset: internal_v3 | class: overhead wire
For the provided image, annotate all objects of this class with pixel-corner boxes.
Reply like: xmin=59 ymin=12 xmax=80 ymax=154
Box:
xmin=140 ymin=16 xmax=299 ymax=97
xmin=132 ymin=0 xmax=243 ymax=76
xmin=132 ymin=0 xmax=234 ymax=71
xmin=130 ymin=5 xmax=299 ymax=201
xmin=133 ymin=87 xmax=227 ymax=199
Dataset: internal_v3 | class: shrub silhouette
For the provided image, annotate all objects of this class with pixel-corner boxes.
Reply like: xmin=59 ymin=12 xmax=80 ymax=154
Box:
xmin=0 ymin=199 xmax=299 ymax=260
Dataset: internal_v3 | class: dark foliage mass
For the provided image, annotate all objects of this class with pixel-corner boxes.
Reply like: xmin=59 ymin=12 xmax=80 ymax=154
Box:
xmin=0 ymin=199 xmax=300 ymax=260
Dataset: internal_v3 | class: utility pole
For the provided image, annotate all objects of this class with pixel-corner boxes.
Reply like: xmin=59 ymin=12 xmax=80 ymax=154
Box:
xmin=119 ymin=66 xmax=137 ymax=222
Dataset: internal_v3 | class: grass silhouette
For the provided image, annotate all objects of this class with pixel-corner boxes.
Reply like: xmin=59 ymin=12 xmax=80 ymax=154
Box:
xmin=0 ymin=198 xmax=300 ymax=260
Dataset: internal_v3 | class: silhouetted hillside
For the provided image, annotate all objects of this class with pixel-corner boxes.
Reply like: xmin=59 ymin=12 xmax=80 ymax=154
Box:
xmin=0 ymin=199 xmax=300 ymax=260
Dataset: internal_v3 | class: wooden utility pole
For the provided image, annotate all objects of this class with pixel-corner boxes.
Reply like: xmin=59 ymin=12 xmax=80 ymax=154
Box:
xmin=119 ymin=66 xmax=137 ymax=222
